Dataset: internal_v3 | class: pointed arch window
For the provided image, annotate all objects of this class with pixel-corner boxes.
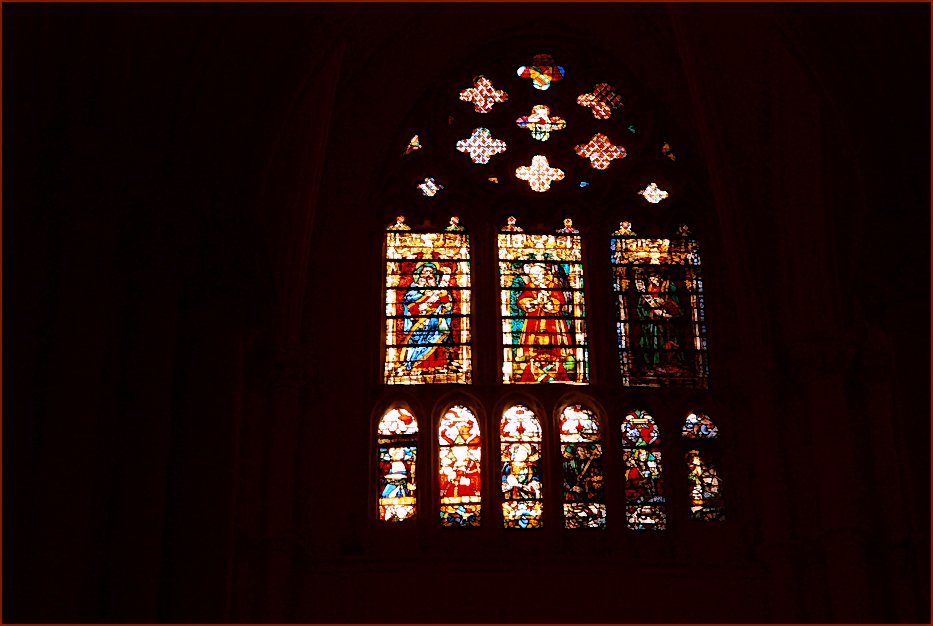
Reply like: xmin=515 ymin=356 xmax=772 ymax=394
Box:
xmin=498 ymin=220 xmax=589 ymax=384
xmin=376 ymin=408 xmax=419 ymax=522
xmin=384 ymin=220 xmax=472 ymax=384
xmin=500 ymin=405 xmax=544 ymax=528
xmin=682 ymin=412 xmax=725 ymax=521
xmin=559 ymin=404 xmax=606 ymax=529
xmin=438 ymin=405 xmax=482 ymax=527
xmin=621 ymin=409 xmax=666 ymax=530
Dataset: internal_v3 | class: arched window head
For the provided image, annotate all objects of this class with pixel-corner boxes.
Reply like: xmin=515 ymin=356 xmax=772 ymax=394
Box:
xmin=682 ymin=412 xmax=725 ymax=522
xmin=498 ymin=218 xmax=589 ymax=385
xmin=384 ymin=220 xmax=473 ymax=384
xmin=500 ymin=405 xmax=544 ymax=529
xmin=559 ymin=405 xmax=606 ymax=529
xmin=621 ymin=409 xmax=666 ymax=530
xmin=377 ymin=408 xmax=419 ymax=522
xmin=438 ymin=405 xmax=482 ymax=527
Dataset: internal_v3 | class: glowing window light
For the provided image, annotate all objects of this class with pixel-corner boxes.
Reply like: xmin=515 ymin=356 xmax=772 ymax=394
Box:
xmin=621 ymin=409 xmax=667 ymax=530
xmin=577 ymin=83 xmax=624 ymax=119
xmin=515 ymin=155 xmax=565 ymax=193
xmin=559 ymin=405 xmax=606 ymax=529
xmin=438 ymin=405 xmax=482 ymax=527
xmin=404 ymin=135 xmax=421 ymax=155
xmin=575 ymin=133 xmax=626 ymax=170
xmin=638 ymin=182 xmax=669 ymax=204
xmin=456 ymin=127 xmax=508 ymax=164
xmin=500 ymin=405 xmax=544 ymax=529
xmin=384 ymin=222 xmax=472 ymax=385
xmin=498 ymin=221 xmax=589 ymax=384
xmin=515 ymin=105 xmax=567 ymax=142
xmin=516 ymin=53 xmax=565 ymax=91
xmin=418 ymin=177 xmax=443 ymax=196
xmin=610 ymin=222 xmax=709 ymax=388
xmin=377 ymin=408 xmax=419 ymax=522
xmin=459 ymin=75 xmax=508 ymax=113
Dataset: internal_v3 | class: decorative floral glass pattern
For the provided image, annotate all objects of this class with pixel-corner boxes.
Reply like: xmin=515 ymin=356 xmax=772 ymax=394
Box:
xmin=459 ymin=75 xmax=509 ymax=113
xmin=577 ymin=83 xmax=624 ymax=119
xmin=456 ymin=127 xmax=508 ymax=164
xmin=575 ymin=133 xmax=626 ymax=170
xmin=515 ymin=155 xmax=565 ymax=193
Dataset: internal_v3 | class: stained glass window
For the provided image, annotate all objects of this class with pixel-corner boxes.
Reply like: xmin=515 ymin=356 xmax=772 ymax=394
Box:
xmin=514 ymin=155 xmax=565 ymax=193
xmin=611 ymin=222 xmax=708 ymax=387
xmin=515 ymin=105 xmax=567 ymax=142
xmin=577 ymin=83 xmax=624 ymax=119
xmin=516 ymin=53 xmax=565 ymax=91
xmin=498 ymin=218 xmax=589 ymax=384
xmin=621 ymin=409 xmax=666 ymax=530
xmin=500 ymin=405 xmax=544 ymax=528
xmin=683 ymin=412 xmax=725 ymax=521
xmin=385 ymin=219 xmax=472 ymax=384
xmin=438 ymin=405 xmax=482 ymax=527
xmin=559 ymin=405 xmax=606 ymax=528
xmin=377 ymin=408 xmax=419 ymax=522
xmin=456 ymin=127 xmax=508 ymax=164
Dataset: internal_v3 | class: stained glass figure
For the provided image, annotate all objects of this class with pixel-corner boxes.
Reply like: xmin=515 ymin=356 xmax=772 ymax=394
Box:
xmin=500 ymin=405 xmax=544 ymax=528
xmin=445 ymin=216 xmax=464 ymax=232
xmin=515 ymin=155 xmax=565 ymax=193
xmin=560 ymin=405 xmax=606 ymax=529
xmin=516 ymin=105 xmax=567 ymax=142
xmin=662 ymin=141 xmax=676 ymax=161
xmin=683 ymin=413 xmax=725 ymax=521
xmin=577 ymin=83 xmax=624 ymax=119
xmin=613 ymin=221 xmax=635 ymax=236
xmin=439 ymin=405 xmax=482 ymax=527
xmin=621 ymin=409 xmax=666 ymax=530
xmin=459 ymin=76 xmax=509 ymax=113
xmin=498 ymin=224 xmax=589 ymax=384
xmin=385 ymin=226 xmax=472 ymax=384
xmin=418 ymin=177 xmax=443 ymax=197
xmin=686 ymin=449 xmax=725 ymax=522
xmin=575 ymin=133 xmax=626 ymax=170
xmin=682 ymin=412 xmax=718 ymax=439
xmin=516 ymin=53 xmax=565 ymax=91
xmin=456 ymin=127 xmax=508 ymax=164
xmin=404 ymin=135 xmax=422 ymax=155
xmin=377 ymin=408 xmax=419 ymax=522
xmin=637 ymin=182 xmax=669 ymax=204
xmin=611 ymin=222 xmax=709 ymax=387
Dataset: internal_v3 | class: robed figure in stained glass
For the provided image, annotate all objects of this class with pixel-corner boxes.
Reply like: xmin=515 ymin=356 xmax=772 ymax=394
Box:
xmin=511 ymin=263 xmax=575 ymax=382
xmin=401 ymin=262 xmax=455 ymax=373
xmin=636 ymin=272 xmax=685 ymax=376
